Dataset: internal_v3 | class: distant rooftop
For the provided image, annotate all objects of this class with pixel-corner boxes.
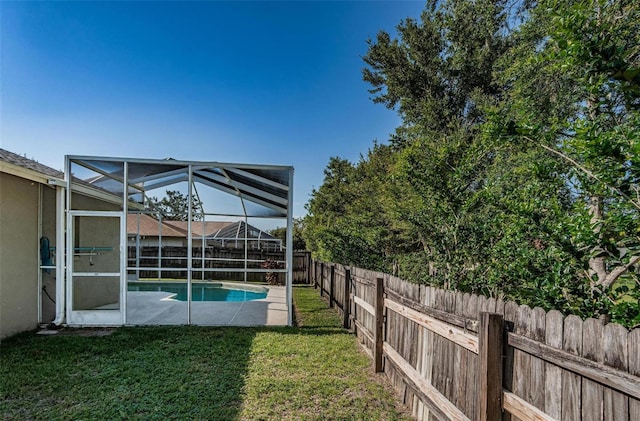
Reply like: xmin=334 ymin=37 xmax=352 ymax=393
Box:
xmin=127 ymin=213 xmax=276 ymax=240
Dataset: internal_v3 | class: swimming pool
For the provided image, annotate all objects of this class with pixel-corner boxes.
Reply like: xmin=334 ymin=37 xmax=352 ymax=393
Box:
xmin=127 ymin=281 xmax=268 ymax=302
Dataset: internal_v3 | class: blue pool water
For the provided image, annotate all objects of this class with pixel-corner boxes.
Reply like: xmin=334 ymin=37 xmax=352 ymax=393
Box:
xmin=128 ymin=282 xmax=268 ymax=302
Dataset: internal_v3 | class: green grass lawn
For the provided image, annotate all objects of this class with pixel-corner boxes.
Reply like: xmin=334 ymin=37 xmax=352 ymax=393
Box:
xmin=0 ymin=286 xmax=409 ymax=420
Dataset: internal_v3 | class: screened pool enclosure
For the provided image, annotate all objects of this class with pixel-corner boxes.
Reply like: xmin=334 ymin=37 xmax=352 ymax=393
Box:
xmin=57 ymin=156 xmax=294 ymax=326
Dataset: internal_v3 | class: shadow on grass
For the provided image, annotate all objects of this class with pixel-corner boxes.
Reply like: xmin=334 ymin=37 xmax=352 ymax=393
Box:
xmin=0 ymin=325 xmax=350 ymax=421
xmin=0 ymin=326 xmax=256 ymax=420
xmin=257 ymin=325 xmax=351 ymax=336
xmin=1 ymin=285 xmax=358 ymax=420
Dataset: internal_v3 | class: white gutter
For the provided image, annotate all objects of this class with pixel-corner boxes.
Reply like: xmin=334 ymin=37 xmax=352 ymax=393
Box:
xmin=52 ymin=185 xmax=66 ymax=325
xmin=37 ymin=185 xmax=43 ymax=323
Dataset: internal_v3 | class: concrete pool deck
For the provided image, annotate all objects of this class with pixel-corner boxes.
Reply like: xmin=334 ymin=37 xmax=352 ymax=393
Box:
xmin=125 ymin=283 xmax=288 ymax=326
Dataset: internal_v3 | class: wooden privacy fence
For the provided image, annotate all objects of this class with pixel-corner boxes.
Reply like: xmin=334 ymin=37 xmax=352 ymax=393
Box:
xmin=292 ymin=251 xmax=311 ymax=283
xmin=128 ymin=247 xmax=310 ymax=283
xmin=311 ymin=259 xmax=640 ymax=421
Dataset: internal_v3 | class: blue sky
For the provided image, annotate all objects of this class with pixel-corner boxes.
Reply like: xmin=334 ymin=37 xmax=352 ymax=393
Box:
xmin=1 ymin=1 xmax=425 ymax=218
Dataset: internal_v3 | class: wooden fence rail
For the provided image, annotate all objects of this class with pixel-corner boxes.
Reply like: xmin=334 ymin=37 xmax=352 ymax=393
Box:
xmin=310 ymin=259 xmax=640 ymax=421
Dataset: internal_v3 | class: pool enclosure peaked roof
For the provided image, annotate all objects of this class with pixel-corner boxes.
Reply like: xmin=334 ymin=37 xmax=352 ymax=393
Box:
xmin=67 ymin=156 xmax=293 ymax=218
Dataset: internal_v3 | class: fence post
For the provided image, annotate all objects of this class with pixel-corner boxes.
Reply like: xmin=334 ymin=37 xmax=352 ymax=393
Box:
xmin=329 ymin=265 xmax=335 ymax=308
xmin=343 ymin=268 xmax=351 ymax=329
xmin=320 ymin=262 xmax=325 ymax=295
xmin=477 ymin=312 xmax=504 ymax=421
xmin=374 ymin=277 xmax=384 ymax=373
xmin=313 ymin=260 xmax=318 ymax=289
xmin=307 ymin=252 xmax=312 ymax=285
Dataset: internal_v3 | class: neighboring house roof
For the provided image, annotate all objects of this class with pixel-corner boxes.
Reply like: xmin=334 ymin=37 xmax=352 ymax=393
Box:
xmin=0 ymin=148 xmax=64 ymax=184
xmin=214 ymin=221 xmax=278 ymax=240
xmin=126 ymin=213 xmax=186 ymax=237
xmin=164 ymin=220 xmax=233 ymax=237
xmin=126 ymin=215 xmax=276 ymax=241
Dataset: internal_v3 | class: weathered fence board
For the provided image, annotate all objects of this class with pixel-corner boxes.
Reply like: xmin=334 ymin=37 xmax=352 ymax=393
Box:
xmin=581 ymin=318 xmax=604 ymax=421
xmin=385 ymin=298 xmax=479 ymax=353
xmin=629 ymin=329 xmax=640 ymax=420
xmin=354 ymin=295 xmax=375 ymax=317
xmin=416 ymin=285 xmax=436 ymax=420
xmin=453 ymin=292 xmax=468 ymax=414
xmin=561 ymin=315 xmax=582 ymax=421
xmin=384 ymin=342 xmax=470 ymax=421
xmin=502 ymin=300 xmax=519 ymax=421
xmin=431 ymin=289 xmax=448 ymax=411
xmin=463 ymin=293 xmax=478 ymax=421
xmin=603 ymin=323 xmax=628 ymax=420
xmin=310 ymin=259 xmax=640 ymax=421
xmin=502 ymin=391 xmax=555 ymax=421
xmin=477 ymin=313 xmax=503 ymax=421
xmin=544 ymin=310 xmax=563 ymax=420
xmin=507 ymin=332 xmax=640 ymax=399
xmin=292 ymin=251 xmax=310 ymax=283
xmin=530 ymin=307 xmax=546 ymax=412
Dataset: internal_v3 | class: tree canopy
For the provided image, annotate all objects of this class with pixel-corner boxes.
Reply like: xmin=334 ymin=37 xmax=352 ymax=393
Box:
xmin=148 ymin=190 xmax=204 ymax=221
xmin=270 ymin=218 xmax=307 ymax=251
xmin=304 ymin=0 xmax=640 ymax=327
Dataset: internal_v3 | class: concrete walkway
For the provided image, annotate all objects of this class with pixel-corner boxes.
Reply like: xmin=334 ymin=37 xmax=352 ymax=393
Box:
xmin=125 ymin=283 xmax=288 ymax=326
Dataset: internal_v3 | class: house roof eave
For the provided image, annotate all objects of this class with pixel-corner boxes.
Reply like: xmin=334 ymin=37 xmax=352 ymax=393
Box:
xmin=0 ymin=161 xmax=62 ymax=188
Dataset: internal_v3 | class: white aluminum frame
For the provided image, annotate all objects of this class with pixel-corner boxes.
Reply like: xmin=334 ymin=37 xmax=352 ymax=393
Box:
xmin=61 ymin=155 xmax=295 ymax=326
xmin=66 ymin=210 xmax=124 ymax=326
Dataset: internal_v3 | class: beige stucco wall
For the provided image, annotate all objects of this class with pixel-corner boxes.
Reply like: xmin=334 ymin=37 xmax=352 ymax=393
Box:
xmin=72 ymin=277 xmax=120 ymax=310
xmin=71 ymin=192 xmax=122 ymax=212
xmin=0 ymin=173 xmax=40 ymax=339
xmin=0 ymin=175 xmax=126 ymax=338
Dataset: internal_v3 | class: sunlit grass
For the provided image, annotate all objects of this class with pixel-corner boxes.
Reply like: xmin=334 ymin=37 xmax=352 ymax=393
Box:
xmin=238 ymin=286 xmax=409 ymax=420
xmin=1 ymin=286 xmax=409 ymax=420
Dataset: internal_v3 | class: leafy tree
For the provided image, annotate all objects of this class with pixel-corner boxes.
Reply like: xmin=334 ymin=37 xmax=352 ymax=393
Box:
xmin=546 ymin=0 xmax=640 ymax=290
xmin=493 ymin=0 xmax=640 ymax=322
xmin=304 ymin=157 xmax=356 ymax=262
xmin=304 ymin=0 xmax=640 ymax=327
xmin=269 ymin=218 xmax=307 ymax=250
xmin=359 ymin=0 xmax=542 ymax=291
xmin=307 ymin=0 xmax=517 ymax=284
xmin=148 ymin=190 xmax=204 ymax=221
xmin=303 ymin=146 xmax=404 ymax=271
xmin=362 ymin=0 xmax=512 ymax=142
